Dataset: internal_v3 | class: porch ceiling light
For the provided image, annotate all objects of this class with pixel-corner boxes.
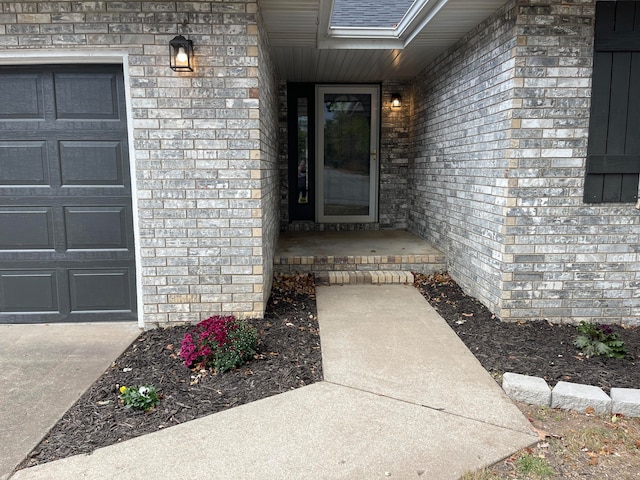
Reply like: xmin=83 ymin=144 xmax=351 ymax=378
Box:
xmin=169 ymin=35 xmax=194 ymax=72
xmin=391 ymin=94 xmax=402 ymax=108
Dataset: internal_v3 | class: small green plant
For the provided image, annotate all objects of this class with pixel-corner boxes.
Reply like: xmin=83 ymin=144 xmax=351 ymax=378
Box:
xmin=119 ymin=384 xmax=159 ymax=411
xmin=516 ymin=453 xmax=554 ymax=477
xmin=573 ymin=322 xmax=627 ymax=358
xmin=179 ymin=315 xmax=258 ymax=373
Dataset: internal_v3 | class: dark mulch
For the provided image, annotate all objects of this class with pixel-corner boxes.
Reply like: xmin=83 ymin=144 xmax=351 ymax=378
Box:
xmin=414 ymin=272 xmax=640 ymax=393
xmin=20 ymin=274 xmax=321 ymax=469
xmin=20 ymin=272 xmax=640 ymax=470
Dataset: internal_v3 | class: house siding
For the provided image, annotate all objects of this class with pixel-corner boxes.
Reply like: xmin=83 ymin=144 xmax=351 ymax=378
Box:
xmin=256 ymin=6 xmax=279 ymax=312
xmin=409 ymin=1 xmax=517 ymax=315
xmin=0 ymin=0 xmax=279 ymax=325
xmin=410 ymin=0 xmax=640 ymax=325
xmin=380 ymin=82 xmax=411 ymax=230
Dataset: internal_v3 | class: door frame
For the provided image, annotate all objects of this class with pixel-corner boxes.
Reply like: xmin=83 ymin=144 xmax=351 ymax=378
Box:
xmin=316 ymin=84 xmax=380 ymax=223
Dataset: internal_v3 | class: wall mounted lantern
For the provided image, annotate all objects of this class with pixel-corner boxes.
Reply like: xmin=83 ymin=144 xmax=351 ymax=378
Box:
xmin=391 ymin=93 xmax=402 ymax=108
xmin=169 ymin=35 xmax=194 ymax=72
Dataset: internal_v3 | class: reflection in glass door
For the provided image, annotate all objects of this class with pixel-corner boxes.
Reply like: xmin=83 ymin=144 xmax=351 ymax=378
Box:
xmin=317 ymin=85 xmax=379 ymax=223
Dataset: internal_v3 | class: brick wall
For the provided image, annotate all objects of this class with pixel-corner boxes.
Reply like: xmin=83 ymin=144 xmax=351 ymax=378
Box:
xmin=504 ymin=0 xmax=639 ymax=324
xmin=410 ymin=0 xmax=640 ymax=325
xmin=256 ymin=6 xmax=279 ymax=311
xmin=409 ymin=1 xmax=517 ymax=314
xmin=0 ymin=1 xmax=279 ymax=324
xmin=380 ymin=82 xmax=410 ymax=230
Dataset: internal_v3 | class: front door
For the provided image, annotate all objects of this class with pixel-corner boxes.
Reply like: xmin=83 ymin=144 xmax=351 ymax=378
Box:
xmin=317 ymin=86 xmax=379 ymax=223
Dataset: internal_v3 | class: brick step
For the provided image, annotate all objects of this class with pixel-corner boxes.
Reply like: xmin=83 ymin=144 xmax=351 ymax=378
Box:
xmin=274 ymin=254 xmax=445 ymax=275
xmin=314 ymin=270 xmax=415 ymax=285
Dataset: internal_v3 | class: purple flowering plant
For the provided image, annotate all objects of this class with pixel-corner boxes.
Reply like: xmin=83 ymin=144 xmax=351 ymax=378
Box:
xmin=179 ymin=315 xmax=258 ymax=373
xmin=573 ymin=321 xmax=627 ymax=359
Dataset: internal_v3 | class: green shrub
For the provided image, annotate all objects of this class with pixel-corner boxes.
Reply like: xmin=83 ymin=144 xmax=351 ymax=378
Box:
xmin=179 ymin=315 xmax=258 ymax=373
xmin=573 ymin=322 xmax=626 ymax=359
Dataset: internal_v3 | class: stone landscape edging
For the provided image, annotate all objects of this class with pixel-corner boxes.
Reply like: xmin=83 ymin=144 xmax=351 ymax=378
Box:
xmin=501 ymin=372 xmax=640 ymax=418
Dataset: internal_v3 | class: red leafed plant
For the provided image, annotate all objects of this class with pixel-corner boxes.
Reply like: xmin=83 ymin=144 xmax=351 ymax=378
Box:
xmin=179 ymin=315 xmax=258 ymax=373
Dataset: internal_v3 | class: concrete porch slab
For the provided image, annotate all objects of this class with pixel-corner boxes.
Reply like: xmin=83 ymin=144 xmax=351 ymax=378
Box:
xmin=276 ymin=230 xmax=443 ymax=258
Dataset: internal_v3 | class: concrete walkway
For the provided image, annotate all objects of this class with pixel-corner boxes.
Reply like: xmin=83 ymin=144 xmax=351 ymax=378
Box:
xmin=6 ymin=285 xmax=536 ymax=480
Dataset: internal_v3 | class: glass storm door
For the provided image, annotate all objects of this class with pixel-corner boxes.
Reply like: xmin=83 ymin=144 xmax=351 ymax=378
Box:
xmin=316 ymin=85 xmax=379 ymax=223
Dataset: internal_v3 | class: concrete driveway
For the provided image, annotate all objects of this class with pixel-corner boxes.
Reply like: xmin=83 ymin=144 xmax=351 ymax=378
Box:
xmin=0 ymin=323 xmax=140 ymax=480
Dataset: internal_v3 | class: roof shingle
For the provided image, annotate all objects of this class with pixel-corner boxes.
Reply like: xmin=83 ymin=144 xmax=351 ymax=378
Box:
xmin=330 ymin=0 xmax=415 ymax=28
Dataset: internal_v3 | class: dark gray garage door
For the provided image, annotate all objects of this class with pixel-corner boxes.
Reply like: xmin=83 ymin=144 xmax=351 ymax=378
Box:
xmin=0 ymin=65 xmax=137 ymax=323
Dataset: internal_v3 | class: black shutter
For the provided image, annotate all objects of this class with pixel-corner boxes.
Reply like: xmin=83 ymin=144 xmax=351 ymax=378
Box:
xmin=584 ymin=1 xmax=640 ymax=203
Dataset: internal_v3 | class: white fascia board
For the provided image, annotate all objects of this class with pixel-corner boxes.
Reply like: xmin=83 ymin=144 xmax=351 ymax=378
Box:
xmin=0 ymin=50 xmax=128 ymax=65
xmin=317 ymin=34 xmax=404 ymax=49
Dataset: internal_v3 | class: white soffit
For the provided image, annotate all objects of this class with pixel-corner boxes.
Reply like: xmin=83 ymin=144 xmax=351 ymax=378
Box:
xmin=259 ymin=0 xmax=508 ymax=82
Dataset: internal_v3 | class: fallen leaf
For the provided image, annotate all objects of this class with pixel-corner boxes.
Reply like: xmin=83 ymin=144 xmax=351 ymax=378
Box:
xmin=166 ymin=344 xmax=174 ymax=351
xmin=585 ymin=406 xmax=596 ymax=415
xmin=588 ymin=457 xmax=599 ymax=466
xmin=529 ymin=425 xmax=561 ymax=440
xmin=461 ymin=312 xmax=473 ymax=317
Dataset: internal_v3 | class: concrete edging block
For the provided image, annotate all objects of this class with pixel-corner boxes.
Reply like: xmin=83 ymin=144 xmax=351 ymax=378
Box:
xmin=501 ymin=373 xmax=640 ymax=417
xmin=502 ymin=372 xmax=551 ymax=406
xmin=551 ymin=381 xmax=611 ymax=414
xmin=610 ymin=388 xmax=640 ymax=417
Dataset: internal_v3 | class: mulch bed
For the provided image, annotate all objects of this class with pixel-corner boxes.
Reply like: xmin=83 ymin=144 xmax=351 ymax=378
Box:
xmin=20 ymin=274 xmax=321 ymax=469
xmin=19 ymin=272 xmax=640 ymax=470
xmin=414 ymin=272 xmax=640 ymax=393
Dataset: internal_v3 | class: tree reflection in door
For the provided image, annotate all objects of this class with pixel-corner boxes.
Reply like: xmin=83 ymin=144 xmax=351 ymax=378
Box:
xmin=297 ymin=98 xmax=309 ymax=204
xmin=323 ymin=93 xmax=371 ymax=216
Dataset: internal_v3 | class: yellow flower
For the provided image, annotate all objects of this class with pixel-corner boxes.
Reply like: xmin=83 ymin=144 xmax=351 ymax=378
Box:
xmin=119 ymin=386 xmax=127 ymax=394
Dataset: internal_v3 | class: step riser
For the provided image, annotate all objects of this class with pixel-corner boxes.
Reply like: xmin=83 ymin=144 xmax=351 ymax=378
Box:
xmin=274 ymin=255 xmax=445 ymax=275
xmin=315 ymin=271 xmax=415 ymax=285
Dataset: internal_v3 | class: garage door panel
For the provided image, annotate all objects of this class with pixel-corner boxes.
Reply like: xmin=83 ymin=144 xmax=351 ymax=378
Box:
xmin=0 ymin=65 xmax=136 ymax=323
xmin=0 ymin=270 xmax=58 ymax=312
xmin=69 ymin=268 xmax=132 ymax=312
xmin=0 ymin=207 xmax=54 ymax=249
xmin=0 ymin=73 xmax=44 ymax=120
xmin=64 ymin=206 xmax=128 ymax=250
xmin=59 ymin=141 xmax=124 ymax=186
xmin=0 ymin=141 xmax=49 ymax=186
xmin=54 ymin=73 xmax=120 ymax=120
